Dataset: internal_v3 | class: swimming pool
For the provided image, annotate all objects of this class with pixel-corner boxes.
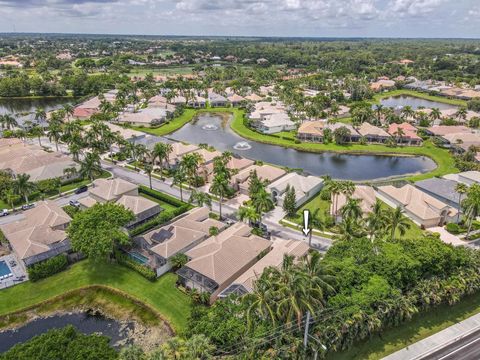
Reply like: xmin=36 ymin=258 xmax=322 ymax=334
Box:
xmin=0 ymin=260 xmax=12 ymax=277
xmin=128 ymin=251 xmax=149 ymax=265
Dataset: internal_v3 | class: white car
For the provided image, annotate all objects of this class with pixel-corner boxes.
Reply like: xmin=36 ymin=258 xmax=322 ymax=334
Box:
xmin=0 ymin=209 xmax=9 ymax=217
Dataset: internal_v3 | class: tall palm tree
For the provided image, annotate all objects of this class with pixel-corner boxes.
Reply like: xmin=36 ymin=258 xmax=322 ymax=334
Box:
xmin=401 ymin=106 xmax=414 ymax=120
xmin=463 ymin=184 xmax=480 ymax=236
xmin=341 ymin=197 xmax=363 ymax=222
xmin=455 ymin=183 xmax=468 ymax=223
xmin=144 ymin=162 xmax=154 ymax=189
xmin=430 ymin=108 xmax=442 ymax=122
xmin=152 ymin=142 xmax=174 ymax=178
xmin=365 ymin=199 xmax=386 ymax=241
xmin=2 ymin=189 xmax=19 ymax=210
xmin=180 ymin=152 xmax=204 ymax=188
xmin=172 ymin=166 xmax=187 ymax=202
xmin=80 ymin=152 xmax=102 ymax=183
xmin=210 ymin=172 xmax=229 ymax=220
xmin=62 ymin=104 xmax=74 ymax=121
xmin=325 ymin=180 xmax=342 ymax=217
xmin=13 ymin=174 xmax=36 ymax=204
xmin=385 ymin=206 xmax=411 ymax=241
xmin=252 ymin=188 xmax=274 ymax=226
xmin=47 ymin=121 xmax=63 ymax=152
xmin=29 ymin=125 xmax=44 ymax=147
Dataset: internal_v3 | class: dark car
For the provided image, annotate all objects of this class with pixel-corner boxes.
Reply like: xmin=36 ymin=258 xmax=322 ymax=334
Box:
xmin=74 ymin=185 xmax=88 ymax=194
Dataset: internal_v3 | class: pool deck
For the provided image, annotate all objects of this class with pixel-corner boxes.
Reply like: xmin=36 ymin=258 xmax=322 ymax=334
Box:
xmin=0 ymin=254 xmax=28 ymax=290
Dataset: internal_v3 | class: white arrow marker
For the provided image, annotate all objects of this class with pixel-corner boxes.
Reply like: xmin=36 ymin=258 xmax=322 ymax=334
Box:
xmin=302 ymin=209 xmax=311 ymax=236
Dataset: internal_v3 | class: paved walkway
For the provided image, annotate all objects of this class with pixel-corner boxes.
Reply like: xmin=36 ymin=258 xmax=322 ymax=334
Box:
xmin=429 ymin=227 xmax=468 ymax=247
xmin=383 ymin=312 xmax=480 ymax=360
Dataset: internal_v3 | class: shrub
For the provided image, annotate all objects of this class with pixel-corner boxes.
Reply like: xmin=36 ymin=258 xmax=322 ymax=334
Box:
xmin=63 ymin=205 xmax=80 ymax=218
xmin=114 ymin=250 xmax=156 ymax=281
xmin=129 ymin=205 xmax=189 ymax=237
xmin=294 ymin=139 xmax=301 ymax=144
xmin=139 ymin=186 xmax=187 ymax=208
xmin=28 ymin=254 xmax=68 ymax=282
xmin=445 ymin=222 xmax=466 ymax=234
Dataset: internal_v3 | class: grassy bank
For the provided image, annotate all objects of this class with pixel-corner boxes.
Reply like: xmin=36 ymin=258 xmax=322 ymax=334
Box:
xmin=0 ymin=285 xmax=165 ymax=331
xmin=372 ymin=89 xmax=467 ymax=107
xmin=0 ymin=260 xmax=191 ymax=333
xmin=329 ymin=292 xmax=480 ymax=360
xmin=229 ymin=109 xmax=457 ymax=182
xmin=132 ymin=108 xmax=197 ymax=136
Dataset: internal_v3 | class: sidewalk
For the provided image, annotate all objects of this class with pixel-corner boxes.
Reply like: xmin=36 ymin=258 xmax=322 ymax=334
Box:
xmin=383 ymin=312 xmax=480 ymax=360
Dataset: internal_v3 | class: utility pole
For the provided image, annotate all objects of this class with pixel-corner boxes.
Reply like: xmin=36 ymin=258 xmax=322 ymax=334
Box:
xmin=303 ymin=311 xmax=311 ymax=347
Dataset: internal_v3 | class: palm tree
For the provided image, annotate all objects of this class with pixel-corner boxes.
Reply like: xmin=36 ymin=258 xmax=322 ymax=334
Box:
xmin=336 ymin=217 xmax=365 ymax=241
xmin=385 ymin=206 xmax=411 ymax=241
xmin=401 ymin=106 xmax=414 ymax=120
xmin=63 ymin=166 xmax=78 ymax=180
xmin=63 ymin=104 xmax=74 ymax=121
xmin=2 ymin=189 xmax=19 ymax=210
xmin=365 ymin=199 xmax=386 ymax=241
xmin=172 ymin=166 xmax=187 ymax=202
xmin=13 ymin=174 xmax=36 ymax=204
xmin=144 ymin=162 xmax=154 ymax=189
xmin=455 ymin=107 xmax=468 ymax=121
xmin=341 ymin=197 xmax=363 ymax=222
xmin=325 ymin=180 xmax=342 ymax=217
xmin=29 ymin=125 xmax=44 ymax=147
xmin=252 ymin=188 xmax=274 ymax=226
xmin=430 ymin=108 xmax=442 ymax=122
xmin=80 ymin=152 xmax=102 ymax=183
xmin=180 ymin=152 xmax=204 ymax=188
xmin=455 ymin=183 xmax=468 ymax=223
xmin=34 ymin=107 xmax=47 ymax=124
xmin=463 ymin=184 xmax=480 ymax=237
xmin=341 ymin=181 xmax=355 ymax=199
xmin=238 ymin=205 xmax=260 ymax=225
xmin=152 ymin=142 xmax=173 ymax=178
xmin=47 ymin=121 xmax=63 ymax=151
xmin=0 ymin=114 xmax=18 ymax=130
xmin=210 ymin=172 xmax=229 ymax=220
xmin=189 ymin=190 xmax=212 ymax=209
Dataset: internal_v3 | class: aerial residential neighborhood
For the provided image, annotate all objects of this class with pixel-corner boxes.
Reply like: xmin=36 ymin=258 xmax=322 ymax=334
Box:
xmin=0 ymin=2 xmax=480 ymax=360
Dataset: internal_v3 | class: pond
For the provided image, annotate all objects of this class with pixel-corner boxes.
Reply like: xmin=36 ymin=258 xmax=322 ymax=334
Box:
xmin=379 ymin=95 xmax=455 ymax=110
xmin=0 ymin=97 xmax=75 ymax=128
xmin=168 ymin=113 xmax=437 ymax=181
xmin=0 ymin=312 xmax=134 ymax=353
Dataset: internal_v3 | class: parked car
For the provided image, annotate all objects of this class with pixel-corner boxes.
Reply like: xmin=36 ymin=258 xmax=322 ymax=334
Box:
xmin=21 ymin=203 xmax=35 ymax=211
xmin=74 ymin=185 xmax=88 ymax=194
xmin=69 ymin=200 xmax=81 ymax=208
xmin=0 ymin=209 xmax=9 ymax=217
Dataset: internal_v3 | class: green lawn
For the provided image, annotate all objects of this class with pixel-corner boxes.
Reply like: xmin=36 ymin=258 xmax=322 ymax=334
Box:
xmin=132 ymin=108 xmax=197 ymax=136
xmin=372 ymin=89 xmax=467 ymax=107
xmin=140 ymin=193 xmax=178 ymax=211
xmin=0 ymin=260 xmax=191 ymax=333
xmin=329 ymin=292 xmax=480 ymax=360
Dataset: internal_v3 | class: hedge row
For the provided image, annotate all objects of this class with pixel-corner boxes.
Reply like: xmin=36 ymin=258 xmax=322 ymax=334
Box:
xmin=28 ymin=254 xmax=69 ymax=282
xmin=114 ymin=250 xmax=156 ymax=281
xmin=139 ymin=186 xmax=188 ymax=208
xmin=129 ymin=205 xmax=190 ymax=237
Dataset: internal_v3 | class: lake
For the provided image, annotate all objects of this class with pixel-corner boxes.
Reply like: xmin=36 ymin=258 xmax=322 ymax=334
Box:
xmin=168 ymin=113 xmax=437 ymax=181
xmin=0 ymin=312 xmax=133 ymax=353
xmin=379 ymin=95 xmax=455 ymax=110
xmin=0 ymin=97 xmax=75 ymax=128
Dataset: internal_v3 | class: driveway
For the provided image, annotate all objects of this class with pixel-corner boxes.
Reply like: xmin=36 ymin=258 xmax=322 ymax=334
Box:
xmin=429 ymin=226 xmax=468 ymax=247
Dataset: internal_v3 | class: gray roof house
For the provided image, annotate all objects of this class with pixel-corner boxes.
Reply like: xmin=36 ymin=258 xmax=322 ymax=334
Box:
xmin=415 ymin=178 xmax=462 ymax=209
xmin=208 ymin=92 xmax=228 ymax=107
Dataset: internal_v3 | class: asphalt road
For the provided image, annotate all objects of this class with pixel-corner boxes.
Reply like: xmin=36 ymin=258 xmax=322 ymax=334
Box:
xmin=421 ymin=329 xmax=480 ymax=360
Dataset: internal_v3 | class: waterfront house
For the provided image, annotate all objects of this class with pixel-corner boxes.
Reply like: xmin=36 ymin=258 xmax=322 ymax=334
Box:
xmin=267 ymin=172 xmax=324 ymax=207
xmin=231 ymin=164 xmax=287 ymax=195
xmin=208 ymin=92 xmax=228 ymax=107
xmin=388 ymin=123 xmax=423 ymax=146
xmin=218 ymin=239 xmax=309 ymax=298
xmin=331 ymin=185 xmax=377 ymax=222
xmin=227 ymin=94 xmax=246 ymax=107
xmin=356 ymin=122 xmax=391 ymax=143
xmin=377 ymin=184 xmax=457 ymax=228
xmin=297 ymin=120 xmax=324 ymax=142
xmin=115 ymin=107 xmax=170 ymax=127
xmin=134 ymin=208 xmax=226 ymax=276
xmin=415 ymin=178 xmax=462 ymax=210
xmin=0 ymin=201 xmax=72 ymax=267
xmin=177 ymin=222 xmax=271 ymax=303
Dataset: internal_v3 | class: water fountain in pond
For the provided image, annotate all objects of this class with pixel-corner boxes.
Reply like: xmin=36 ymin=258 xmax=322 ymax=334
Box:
xmin=233 ymin=141 xmax=252 ymax=151
xmin=201 ymin=124 xmax=219 ymax=131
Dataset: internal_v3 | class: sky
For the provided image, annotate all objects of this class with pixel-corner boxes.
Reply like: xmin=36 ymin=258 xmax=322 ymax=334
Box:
xmin=0 ymin=0 xmax=479 ymax=38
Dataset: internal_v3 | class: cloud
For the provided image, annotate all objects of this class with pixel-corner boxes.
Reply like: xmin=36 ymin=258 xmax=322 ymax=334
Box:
xmin=389 ymin=0 xmax=445 ymax=17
